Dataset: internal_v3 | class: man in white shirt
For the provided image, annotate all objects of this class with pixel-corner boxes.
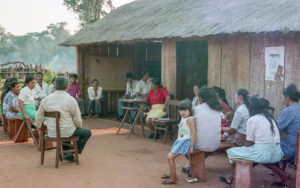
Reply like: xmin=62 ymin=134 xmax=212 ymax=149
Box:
xmin=135 ymin=70 xmax=151 ymax=98
xmin=35 ymin=77 xmax=91 ymax=162
xmin=87 ymin=79 xmax=103 ymax=118
xmin=34 ymin=72 xmax=49 ymax=108
xmin=117 ymin=73 xmax=137 ymax=120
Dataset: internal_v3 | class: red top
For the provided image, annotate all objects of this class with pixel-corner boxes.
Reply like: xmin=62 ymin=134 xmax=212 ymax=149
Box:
xmin=146 ymin=88 xmax=169 ymax=105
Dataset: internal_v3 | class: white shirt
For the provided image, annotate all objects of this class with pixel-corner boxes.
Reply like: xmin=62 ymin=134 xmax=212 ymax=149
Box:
xmin=19 ymin=86 xmax=36 ymax=105
xmin=35 ymin=91 xmax=82 ymax=138
xmin=135 ymin=79 xmax=151 ymax=95
xmin=88 ymin=86 xmax=103 ymax=100
xmin=125 ymin=80 xmax=138 ymax=97
xmin=34 ymin=82 xmax=49 ymax=99
xmin=231 ymin=104 xmax=249 ymax=135
xmin=247 ymin=114 xmax=280 ymax=144
xmin=177 ymin=117 xmax=194 ymax=140
xmin=49 ymin=84 xmax=55 ymax=94
xmin=192 ymin=96 xmax=199 ymax=109
xmin=194 ymin=103 xmax=222 ymax=152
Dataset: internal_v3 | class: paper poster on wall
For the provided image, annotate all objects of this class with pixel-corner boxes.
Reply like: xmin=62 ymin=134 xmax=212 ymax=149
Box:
xmin=265 ymin=46 xmax=285 ymax=81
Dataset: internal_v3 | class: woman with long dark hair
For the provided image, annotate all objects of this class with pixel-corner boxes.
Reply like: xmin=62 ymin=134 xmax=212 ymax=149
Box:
xmin=221 ymin=88 xmax=250 ymax=146
xmin=221 ymin=95 xmax=283 ymax=185
xmin=145 ymin=78 xmax=170 ymax=139
xmin=212 ymin=86 xmax=232 ymax=114
xmin=194 ymin=86 xmax=223 ymax=152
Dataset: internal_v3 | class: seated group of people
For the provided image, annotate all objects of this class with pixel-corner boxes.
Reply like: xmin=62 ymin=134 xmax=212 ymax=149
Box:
xmin=159 ymin=84 xmax=300 ymax=186
xmin=0 ymin=74 xmax=91 ymax=162
xmin=117 ymin=72 xmax=300 ymax=185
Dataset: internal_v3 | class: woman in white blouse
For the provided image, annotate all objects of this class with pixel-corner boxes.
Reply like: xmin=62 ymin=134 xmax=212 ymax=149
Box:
xmin=221 ymin=95 xmax=283 ymax=185
xmin=19 ymin=76 xmax=37 ymax=121
xmin=87 ymin=79 xmax=103 ymax=118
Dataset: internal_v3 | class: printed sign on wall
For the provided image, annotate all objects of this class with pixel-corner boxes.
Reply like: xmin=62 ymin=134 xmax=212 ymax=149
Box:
xmin=265 ymin=46 xmax=285 ymax=81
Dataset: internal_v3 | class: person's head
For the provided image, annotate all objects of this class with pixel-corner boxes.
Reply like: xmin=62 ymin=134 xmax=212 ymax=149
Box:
xmin=36 ymin=72 xmax=43 ymax=82
xmin=3 ymin=78 xmax=11 ymax=88
xmin=9 ymin=81 xmax=21 ymax=95
xmin=178 ymin=99 xmax=193 ymax=118
xmin=126 ymin=72 xmax=134 ymax=83
xmin=25 ymin=76 xmax=35 ymax=89
xmin=282 ymin=84 xmax=300 ymax=107
xmin=225 ymin=111 xmax=234 ymax=123
xmin=92 ymin=79 xmax=99 ymax=88
xmin=142 ymin=69 xmax=150 ymax=81
xmin=193 ymin=84 xmax=200 ymax=97
xmin=213 ymin=86 xmax=229 ymax=105
xmin=198 ymin=86 xmax=222 ymax=111
xmin=10 ymin=77 xmax=18 ymax=83
xmin=249 ymin=95 xmax=277 ymax=134
xmin=235 ymin=88 xmax=249 ymax=108
xmin=150 ymin=78 xmax=162 ymax=90
xmin=70 ymin=74 xmax=78 ymax=84
xmin=55 ymin=77 xmax=69 ymax=91
xmin=52 ymin=78 xmax=56 ymax=85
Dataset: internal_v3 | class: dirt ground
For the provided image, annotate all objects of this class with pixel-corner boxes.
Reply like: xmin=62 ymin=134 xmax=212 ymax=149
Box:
xmin=0 ymin=118 xmax=296 ymax=188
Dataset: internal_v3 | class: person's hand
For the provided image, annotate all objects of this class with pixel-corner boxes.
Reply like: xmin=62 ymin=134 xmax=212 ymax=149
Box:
xmin=37 ymin=97 xmax=42 ymax=101
xmin=280 ymin=131 xmax=286 ymax=139
xmin=136 ymin=96 xmax=143 ymax=101
xmin=163 ymin=105 xmax=167 ymax=112
xmin=124 ymin=95 xmax=130 ymax=99
xmin=25 ymin=115 xmax=33 ymax=122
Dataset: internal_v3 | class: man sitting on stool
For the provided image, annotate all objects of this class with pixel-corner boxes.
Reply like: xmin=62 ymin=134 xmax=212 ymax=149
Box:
xmin=35 ymin=77 xmax=91 ymax=162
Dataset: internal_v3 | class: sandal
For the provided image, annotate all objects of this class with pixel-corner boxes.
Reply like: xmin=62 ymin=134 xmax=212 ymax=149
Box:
xmin=185 ymin=177 xmax=198 ymax=183
xmin=219 ymin=176 xmax=233 ymax=184
xmin=161 ymin=174 xmax=170 ymax=179
xmin=161 ymin=180 xmax=176 ymax=185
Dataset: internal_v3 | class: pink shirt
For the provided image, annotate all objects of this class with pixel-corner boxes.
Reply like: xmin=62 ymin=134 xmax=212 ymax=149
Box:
xmin=67 ymin=82 xmax=81 ymax=98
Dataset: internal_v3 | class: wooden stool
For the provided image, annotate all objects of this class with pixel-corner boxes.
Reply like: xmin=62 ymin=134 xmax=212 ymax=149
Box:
xmin=190 ymin=150 xmax=206 ymax=182
xmin=8 ymin=119 xmax=29 ymax=142
xmin=231 ymin=159 xmax=253 ymax=188
xmin=3 ymin=115 xmax=9 ymax=135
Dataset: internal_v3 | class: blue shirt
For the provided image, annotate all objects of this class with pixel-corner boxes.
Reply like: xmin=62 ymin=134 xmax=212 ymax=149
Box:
xmin=278 ymin=104 xmax=300 ymax=159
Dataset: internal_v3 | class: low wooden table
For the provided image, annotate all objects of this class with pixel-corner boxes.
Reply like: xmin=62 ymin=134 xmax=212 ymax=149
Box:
xmin=12 ymin=116 xmax=38 ymax=144
xmin=116 ymin=99 xmax=149 ymax=138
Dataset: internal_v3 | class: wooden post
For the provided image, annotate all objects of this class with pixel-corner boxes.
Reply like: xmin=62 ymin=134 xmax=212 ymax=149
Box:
xmin=161 ymin=40 xmax=177 ymax=98
xmin=190 ymin=151 xmax=206 ymax=182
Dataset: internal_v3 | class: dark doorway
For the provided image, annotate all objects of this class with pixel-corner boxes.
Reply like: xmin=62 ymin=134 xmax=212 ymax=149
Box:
xmin=176 ymin=41 xmax=208 ymax=100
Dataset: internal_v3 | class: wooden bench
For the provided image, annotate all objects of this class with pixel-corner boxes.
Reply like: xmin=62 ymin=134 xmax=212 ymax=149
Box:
xmin=231 ymin=159 xmax=253 ymax=188
xmin=2 ymin=115 xmax=8 ymax=135
xmin=190 ymin=142 xmax=236 ymax=182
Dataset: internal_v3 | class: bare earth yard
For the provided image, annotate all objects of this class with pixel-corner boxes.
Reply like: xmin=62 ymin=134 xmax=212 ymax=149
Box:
xmin=0 ymin=119 xmax=296 ymax=188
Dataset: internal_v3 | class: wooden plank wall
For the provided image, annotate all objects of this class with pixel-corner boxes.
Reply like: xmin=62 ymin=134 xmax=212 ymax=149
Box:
xmin=208 ymin=33 xmax=300 ymax=117
xmin=161 ymin=40 xmax=177 ymax=97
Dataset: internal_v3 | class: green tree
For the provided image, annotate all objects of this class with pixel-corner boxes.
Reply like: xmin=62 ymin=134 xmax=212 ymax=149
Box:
xmin=43 ymin=69 xmax=57 ymax=85
xmin=63 ymin=0 xmax=114 ymax=27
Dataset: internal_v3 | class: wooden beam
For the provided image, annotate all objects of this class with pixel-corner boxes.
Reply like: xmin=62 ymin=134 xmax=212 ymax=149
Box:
xmin=161 ymin=40 xmax=177 ymax=97
xmin=207 ymin=38 xmax=222 ymax=87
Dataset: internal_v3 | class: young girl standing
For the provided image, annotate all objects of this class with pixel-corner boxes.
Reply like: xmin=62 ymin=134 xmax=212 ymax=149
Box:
xmin=161 ymin=99 xmax=196 ymax=185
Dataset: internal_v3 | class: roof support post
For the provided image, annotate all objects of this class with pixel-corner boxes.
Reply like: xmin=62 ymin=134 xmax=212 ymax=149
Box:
xmin=161 ymin=40 xmax=177 ymax=98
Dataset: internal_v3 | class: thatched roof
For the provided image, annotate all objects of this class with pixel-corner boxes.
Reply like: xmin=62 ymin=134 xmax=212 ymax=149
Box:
xmin=61 ymin=0 xmax=300 ymax=46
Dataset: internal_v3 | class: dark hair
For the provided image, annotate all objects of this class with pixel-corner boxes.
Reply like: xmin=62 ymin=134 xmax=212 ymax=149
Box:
xmin=150 ymin=78 xmax=162 ymax=88
xmin=36 ymin=72 xmax=43 ymax=76
xmin=55 ymin=77 xmax=69 ymax=90
xmin=52 ymin=78 xmax=56 ymax=83
xmin=9 ymin=81 xmax=19 ymax=90
xmin=178 ymin=99 xmax=193 ymax=116
xmin=70 ymin=74 xmax=78 ymax=79
xmin=237 ymin=88 xmax=249 ymax=109
xmin=198 ymin=86 xmax=222 ymax=111
xmin=126 ymin=72 xmax=134 ymax=79
xmin=213 ymin=86 xmax=229 ymax=105
xmin=142 ymin=69 xmax=150 ymax=76
xmin=25 ymin=76 xmax=35 ymax=85
xmin=249 ymin=95 xmax=279 ymax=135
xmin=282 ymin=84 xmax=300 ymax=102
xmin=92 ymin=79 xmax=99 ymax=84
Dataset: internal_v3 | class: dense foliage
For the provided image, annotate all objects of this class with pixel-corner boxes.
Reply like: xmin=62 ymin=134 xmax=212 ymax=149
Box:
xmin=0 ymin=22 xmax=76 ymax=72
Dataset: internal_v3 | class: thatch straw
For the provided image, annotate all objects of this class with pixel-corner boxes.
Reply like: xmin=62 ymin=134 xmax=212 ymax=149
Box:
xmin=61 ymin=0 xmax=300 ymax=46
